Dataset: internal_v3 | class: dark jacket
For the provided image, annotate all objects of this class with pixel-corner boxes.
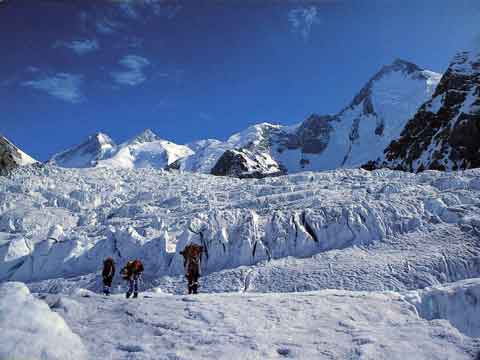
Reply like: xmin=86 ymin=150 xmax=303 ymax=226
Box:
xmin=102 ymin=258 xmax=115 ymax=279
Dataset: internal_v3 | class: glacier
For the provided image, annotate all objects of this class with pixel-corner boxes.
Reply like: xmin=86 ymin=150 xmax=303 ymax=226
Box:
xmin=1 ymin=164 xmax=479 ymax=294
xmin=1 ymin=164 xmax=480 ymax=359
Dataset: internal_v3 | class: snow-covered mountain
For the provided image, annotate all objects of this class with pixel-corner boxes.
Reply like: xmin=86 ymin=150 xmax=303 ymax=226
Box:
xmin=96 ymin=129 xmax=193 ymax=169
xmin=0 ymin=135 xmax=37 ymax=175
xmin=365 ymin=45 xmax=480 ymax=172
xmin=173 ymin=59 xmax=441 ymax=177
xmin=49 ymin=132 xmax=116 ymax=168
xmin=50 ymin=129 xmax=193 ymax=170
xmin=46 ymin=59 xmax=440 ymax=178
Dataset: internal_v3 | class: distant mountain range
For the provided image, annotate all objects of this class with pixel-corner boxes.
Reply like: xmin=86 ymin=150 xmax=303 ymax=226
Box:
xmin=3 ymin=49 xmax=479 ymax=178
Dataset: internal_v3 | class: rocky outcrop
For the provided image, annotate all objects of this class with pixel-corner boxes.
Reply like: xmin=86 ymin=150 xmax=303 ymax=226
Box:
xmin=211 ymin=148 xmax=286 ymax=179
xmin=366 ymin=47 xmax=480 ymax=172
xmin=281 ymin=114 xmax=336 ymax=154
xmin=0 ymin=136 xmax=36 ymax=176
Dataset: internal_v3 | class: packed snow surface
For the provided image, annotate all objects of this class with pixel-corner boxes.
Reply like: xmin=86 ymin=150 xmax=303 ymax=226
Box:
xmin=35 ymin=279 xmax=480 ymax=359
xmin=0 ymin=282 xmax=87 ymax=360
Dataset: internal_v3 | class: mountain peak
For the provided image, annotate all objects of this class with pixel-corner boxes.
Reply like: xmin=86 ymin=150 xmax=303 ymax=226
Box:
xmin=49 ymin=132 xmax=116 ymax=168
xmin=94 ymin=132 xmax=114 ymax=146
xmin=388 ymin=58 xmax=423 ymax=73
xmin=345 ymin=58 xmax=439 ymax=113
xmin=131 ymin=129 xmax=160 ymax=144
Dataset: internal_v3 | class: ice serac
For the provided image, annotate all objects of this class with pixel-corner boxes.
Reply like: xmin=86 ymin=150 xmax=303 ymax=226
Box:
xmin=367 ymin=46 xmax=480 ymax=172
xmin=96 ymin=129 xmax=194 ymax=169
xmin=0 ymin=135 xmax=37 ymax=175
xmin=49 ymin=132 xmax=116 ymax=168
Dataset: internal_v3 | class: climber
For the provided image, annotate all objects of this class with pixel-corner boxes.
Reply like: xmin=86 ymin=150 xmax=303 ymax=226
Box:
xmin=180 ymin=244 xmax=204 ymax=294
xmin=121 ymin=259 xmax=144 ymax=299
xmin=102 ymin=257 xmax=115 ymax=296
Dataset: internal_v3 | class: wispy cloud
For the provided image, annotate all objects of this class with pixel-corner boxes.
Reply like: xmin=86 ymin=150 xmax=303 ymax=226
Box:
xmin=118 ymin=2 xmax=140 ymax=19
xmin=111 ymin=0 xmax=182 ymax=20
xmin=53 ymin=39 xmax=99 ymax=55
xmin=288 ymin=6 xmax=320 ymax=41
xmin=22 ymin=73 xmax=85 ymax=103
xmin=111 ymin=55 xmax=151 ymax=86
xmin=96 ymin=17 xmax=122 ymax=34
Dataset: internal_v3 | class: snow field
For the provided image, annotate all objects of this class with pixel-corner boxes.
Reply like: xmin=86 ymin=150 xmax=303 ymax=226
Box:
xmin=38 ymin=280 xmax=480 ymax=360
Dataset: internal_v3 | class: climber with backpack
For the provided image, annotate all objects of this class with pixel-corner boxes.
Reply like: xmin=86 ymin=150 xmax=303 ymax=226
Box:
xmin=121 ymin=259 xmax=144 ymax=299
xmin=102 ymin=257 xmax=115 ymax=296
xmin=180 ymin=244 xmax=204 ymax=294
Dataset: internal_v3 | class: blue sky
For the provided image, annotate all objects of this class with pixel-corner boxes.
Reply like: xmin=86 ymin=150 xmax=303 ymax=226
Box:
xmin=1 ymin=0 xmax=479 ymax=161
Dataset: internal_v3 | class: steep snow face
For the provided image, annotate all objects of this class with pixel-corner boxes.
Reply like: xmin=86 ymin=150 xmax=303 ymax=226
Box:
xmin=1 ymin=165 xmax=480 ymax=294
xmin=0 ymin=135 xmax=37 ymax=175
xmin=371 ymin=48 xmax=480 ymax=172
xmin=96 ymin=129 xmax=194 ymax=169
xmin=291 ymin=60 xmax=441 ymax=172
xmin=0 ymin=282 xmax=87 ymax=360
xmin=49 ymin=133 xmax=116 ymax=168
xmin=36 ymin=282 xmax=478 ymax=360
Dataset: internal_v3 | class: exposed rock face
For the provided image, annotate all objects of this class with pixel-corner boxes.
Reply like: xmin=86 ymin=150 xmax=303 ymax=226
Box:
xmin=211 ymin=148 xmax=286 ymax=179
xmin=367 ymin=48 xmax=480 ymax=172
xmin=0 ymin=136 xmax=37 ymax=176
xmin=285 ymin=114 xmax=336 ymax=154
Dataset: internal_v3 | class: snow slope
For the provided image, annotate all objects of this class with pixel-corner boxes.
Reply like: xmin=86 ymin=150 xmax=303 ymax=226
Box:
xmin=33 ymin=279 xmax=480 ymax=359
xmin=0 ymin=282 xmax=87 ymax=360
